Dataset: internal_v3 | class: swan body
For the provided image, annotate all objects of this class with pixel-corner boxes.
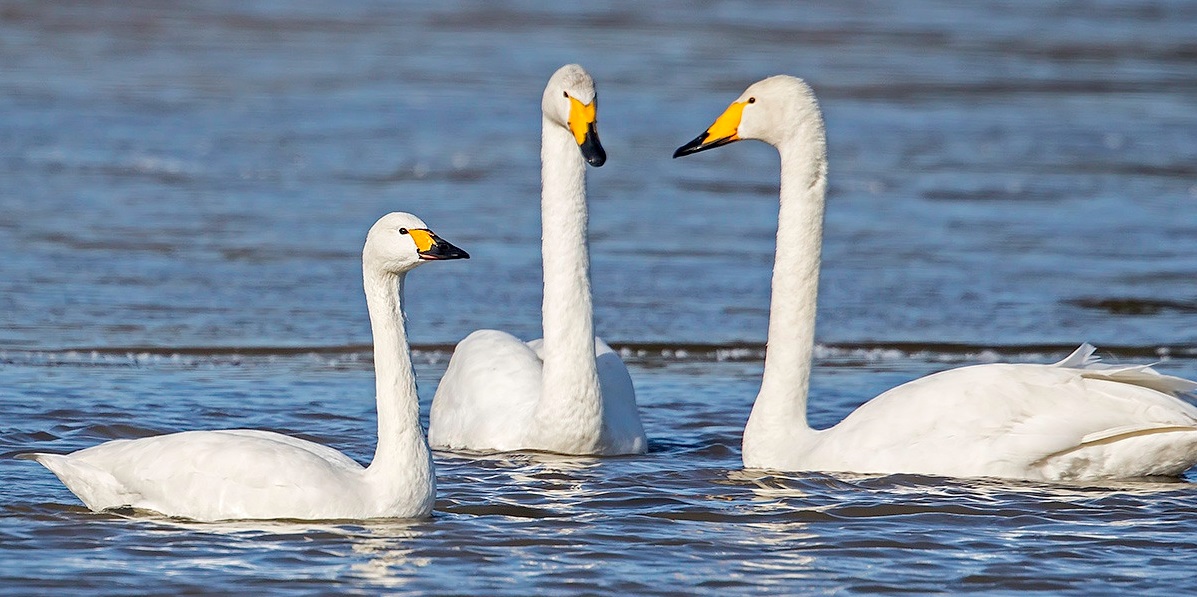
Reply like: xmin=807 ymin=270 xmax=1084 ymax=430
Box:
xmin=674 ymin=76 xmax=1197 ymax=481
xmin=431 ymin=330 xmax=643 ymax=454
xmin=19 ymin=213 xmax=469 ymax=520
xmin=430 ymin=64 xmax=646 ymax=456
xmin=751 ymin=345 xmax=1197 ymax=480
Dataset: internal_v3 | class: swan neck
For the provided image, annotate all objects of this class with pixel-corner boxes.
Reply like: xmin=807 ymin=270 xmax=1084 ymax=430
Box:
xmin=362 ymin=268 xmax=433 ymax=489
xmin=535 ymin=116 xmax=603 ymax=448
xmin=744 ymin=132 xmax=828 ymax=460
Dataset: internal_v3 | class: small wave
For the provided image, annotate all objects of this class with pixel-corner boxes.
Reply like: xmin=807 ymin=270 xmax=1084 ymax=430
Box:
xmin=641 ymin=508 xmax=836 ymax=524
xmin=1066 ymin=297 xmax=1197 ymax=316
xmin=616 ymin=342 xmax=1197 ymax=364
xmin=24 ymin=148 xmax=203 ymax=184
xmin=436 ymin=503 xmax=564 ymax=519
xmin=5 ymin=342 xmax=1196 ymax=369
xmin=0 ymin=347 xmax=380 ymax=369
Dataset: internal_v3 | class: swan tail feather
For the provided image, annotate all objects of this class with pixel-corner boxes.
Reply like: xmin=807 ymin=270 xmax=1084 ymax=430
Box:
xmin=1079 ymin=368 xmax=1197 ymax=396
xmin=1034 ymin=425 xmax=1197 ymax=478
xmin=1053 ymin=344 xmax=1197 ymax=396
xmin=1079 ymin=424 xmax=1197 ymax=445
xmin=1053 ymin=343 xmax=1099 ymax=368
xmin=17 ymin=452 xmax=136 ymax=511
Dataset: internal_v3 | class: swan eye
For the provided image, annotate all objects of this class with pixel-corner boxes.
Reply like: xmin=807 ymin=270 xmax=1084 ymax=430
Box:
xmin=747 ymin=97 xmax=756 ymax=104
xmin=399 ymin=228 xmax=409 ymax=235
xmin=563 ymin=91 xmax=569 ymax=98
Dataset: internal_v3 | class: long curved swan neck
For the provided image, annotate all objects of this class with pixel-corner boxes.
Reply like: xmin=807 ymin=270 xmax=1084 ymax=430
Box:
xmin=535 ymin=115 xmax=603 ymax=446
xmin=744 ymin=119 xmax=828 ymax=460
xmin=362 ymin=267 xmax=433 ymax=487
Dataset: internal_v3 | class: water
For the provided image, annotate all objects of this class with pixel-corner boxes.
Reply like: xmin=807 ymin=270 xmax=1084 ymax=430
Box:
xmin=3 ymin=0 xmax=1197 ymax=593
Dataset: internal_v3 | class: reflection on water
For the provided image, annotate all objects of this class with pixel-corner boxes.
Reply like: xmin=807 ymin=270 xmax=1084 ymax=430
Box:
xmin=163 ymin=517 xmax=434 ymax=590
xmin=349 ymin=526 xmax=430 ymax=590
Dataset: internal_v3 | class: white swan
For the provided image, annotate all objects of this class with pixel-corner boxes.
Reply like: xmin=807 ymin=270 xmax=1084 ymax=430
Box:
xmin=18 ymin=212 xmax=469 ymax=520
xmin=674 ymin=75 xmax=1197 ymax=481
xmin=429 ymin=64 xmax=647 ymax=455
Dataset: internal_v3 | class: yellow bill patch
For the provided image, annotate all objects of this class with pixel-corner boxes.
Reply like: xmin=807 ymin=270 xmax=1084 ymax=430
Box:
xmin=704 ymin=100 xmax=746 ymax=143
xmin=567 ymin=96 xmax=598 ymax=146
xmin=407 ymin=228 xmax=437 ymax=253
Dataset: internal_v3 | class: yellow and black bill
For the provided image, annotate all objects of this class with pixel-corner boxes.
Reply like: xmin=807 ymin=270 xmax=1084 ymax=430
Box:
xmin=407 ymin=228 xmax=470 ymax=261
xmin=673 ymin=100 xmax=747 ymax=158
xmin=568 ymin=96 xmax=606 ymax=167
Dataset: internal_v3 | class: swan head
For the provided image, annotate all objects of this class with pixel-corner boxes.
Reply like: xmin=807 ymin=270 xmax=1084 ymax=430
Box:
xmin=363 ymin=212 xmax=469 ymax=274
xmin=543 ymin=64 xmax=606 ymax=167
xmin=673 ymin=75 xmax=823 ymax=157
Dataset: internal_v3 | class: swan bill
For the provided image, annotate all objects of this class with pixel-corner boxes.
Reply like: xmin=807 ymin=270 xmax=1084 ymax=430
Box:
xmin=673 ymin=100 xmax=746 ymax=158
xmin=412 ymin=230 xmax=470 ymax=261
xmin=673 ymin=131 xmax=739 ymax=158
xmin=567 ymin=96 xmax=606 ymax=167
xmin=578 ymin=122 xmax=606 ymax=167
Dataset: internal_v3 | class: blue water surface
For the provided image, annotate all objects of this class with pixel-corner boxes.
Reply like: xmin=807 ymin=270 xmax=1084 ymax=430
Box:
xmin=3 ymin=1 xmax=1197 ymax=594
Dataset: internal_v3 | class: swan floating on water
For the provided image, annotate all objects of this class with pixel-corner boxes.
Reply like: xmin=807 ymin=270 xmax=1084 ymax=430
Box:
xmin=19 ymin=212 xmax=469 ymax=520
xmin=429 ymin=64 xmax=647 ymax=455
xmin=674 ymin=75 xmax=1197 ymax=481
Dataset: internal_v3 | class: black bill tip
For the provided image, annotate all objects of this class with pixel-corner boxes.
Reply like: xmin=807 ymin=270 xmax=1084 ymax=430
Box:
xmin=420 ymin=237 xmax=470 ymax=261
xmin=673 ymin=132 xmax=708 ymax=158
xmin=580 ymin=123 xmax=606 ymax=167
xmin=673 ymin=132 xmax=738 ymax=158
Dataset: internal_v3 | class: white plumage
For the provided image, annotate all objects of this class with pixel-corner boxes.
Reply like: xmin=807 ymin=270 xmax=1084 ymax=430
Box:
xmin=429 ymin=65 xmax=647 ymax=456
xmin=771 ymin=345 xmax=1197 ymax=480
xmin=19 ymin=212 xmax=469 ymax=520
xmin=674 ymin=75 xmax=1197 ymax=480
